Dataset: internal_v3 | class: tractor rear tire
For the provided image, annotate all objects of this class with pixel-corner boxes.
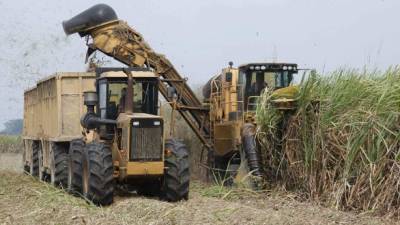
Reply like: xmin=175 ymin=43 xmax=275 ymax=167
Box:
xmin=30 ymin=142 xmax=39 ymax=177
xmin=68 ymin=139 xmax=85 ymax=195
xmin=82 ymin=142 xmax=114 ymax=206
xmin=163 ymin=139 xmax=190 ymax=202
xmin=50 ymin=143 xmax=68 ymax=188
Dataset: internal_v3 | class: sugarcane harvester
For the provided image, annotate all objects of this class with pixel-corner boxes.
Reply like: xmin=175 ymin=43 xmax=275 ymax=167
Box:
xmin=202 ymin=62 xmax=299 ymax=186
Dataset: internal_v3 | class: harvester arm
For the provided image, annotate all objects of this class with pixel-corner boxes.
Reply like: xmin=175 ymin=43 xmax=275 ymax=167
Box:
xmin=63 ymin=4 xmax=211 ymax=147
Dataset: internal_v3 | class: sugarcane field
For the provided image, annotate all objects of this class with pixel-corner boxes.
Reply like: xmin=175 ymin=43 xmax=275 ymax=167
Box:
xmin=1 ymin=1 xmax=400 ymax=224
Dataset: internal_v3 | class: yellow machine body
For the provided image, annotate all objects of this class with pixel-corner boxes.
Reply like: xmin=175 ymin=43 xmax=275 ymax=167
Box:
xmin=204 ymin=62 xmax=299 ymax=161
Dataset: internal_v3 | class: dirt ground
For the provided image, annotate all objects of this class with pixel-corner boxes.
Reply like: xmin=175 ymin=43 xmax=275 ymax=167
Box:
xmin=0 ymin=153 xmax=396 ymax=225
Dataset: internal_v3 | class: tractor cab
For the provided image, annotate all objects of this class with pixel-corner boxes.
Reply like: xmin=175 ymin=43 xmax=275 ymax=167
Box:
xmin=238 ymin=63 xmax=298 ymax=111
xmin=95 ymin=67 xmax=159 ymax=121
xmin=84 ymin=67 xmax=164 ymax=168
xmin=90 ymin=67 xmax=160 ymax=140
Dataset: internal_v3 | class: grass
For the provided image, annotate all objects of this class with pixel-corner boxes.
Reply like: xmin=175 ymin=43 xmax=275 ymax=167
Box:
xmin=0 ymin=172 xmax=392 ymax=224
xmin=0 ymin=135 xmax=22 ymax=153
xmin=256 ymin=67 xmax=400 ymax=217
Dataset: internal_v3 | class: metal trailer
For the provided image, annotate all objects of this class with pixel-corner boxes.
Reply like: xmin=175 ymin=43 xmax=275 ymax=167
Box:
xmin=22 ymin=72 xmax=95 ymax=180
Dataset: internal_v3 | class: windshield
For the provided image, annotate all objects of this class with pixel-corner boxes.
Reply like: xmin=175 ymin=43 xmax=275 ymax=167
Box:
xmin=239 ymin=69 xmax=295 ymax=110
xmin=244 ymin=71 xmax=293 ymax=95
xmin=99 ymin=79 xmax=158 ymax=120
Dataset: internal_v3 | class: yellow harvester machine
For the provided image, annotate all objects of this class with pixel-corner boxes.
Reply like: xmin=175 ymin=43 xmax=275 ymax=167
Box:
xmin=202 ymin=62 xmax=299 ymax=186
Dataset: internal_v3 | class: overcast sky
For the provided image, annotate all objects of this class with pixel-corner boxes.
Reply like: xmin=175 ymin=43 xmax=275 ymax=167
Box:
xmin=0 ymin=0 xmax=399 ymax=129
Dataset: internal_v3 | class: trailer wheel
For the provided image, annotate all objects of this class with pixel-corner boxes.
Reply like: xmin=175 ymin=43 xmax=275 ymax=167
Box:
xmin=23 ymin=143 xmax=30 ymax=174
xmin=163 ymin=139 xmax=190 ymax=201
xmin=68 ymin=139 xmax=85 ymax=194
xmin=39 ymin=147 xmax=49 ymax=182
xmin=50 ymin=143 xmax=68 ymax=188
xmin=82 ymin=142 xmax=114 ymax=205
xmin=23 ymin=165 xmax=30 ymax=174
xmin=30 ymin=141 xmax=39 ymax=177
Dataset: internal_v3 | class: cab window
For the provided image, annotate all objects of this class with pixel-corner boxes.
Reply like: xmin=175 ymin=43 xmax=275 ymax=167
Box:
xmin=98 ymin=78 xmax=158 ymax=120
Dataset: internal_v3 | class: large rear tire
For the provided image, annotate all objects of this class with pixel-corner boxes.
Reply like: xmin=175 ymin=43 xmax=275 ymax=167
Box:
xmin=30 ymin=142 xmax=39 ymax=177
xmin=163 ymin=139 xmax=190 ymax=202
xmin=68 ymin=139 xmax=85 ymax=195
xmin=50 ymin=143 xmax=68 ymax=188
xmin=82 ymin=142 xmax=114 ymax=206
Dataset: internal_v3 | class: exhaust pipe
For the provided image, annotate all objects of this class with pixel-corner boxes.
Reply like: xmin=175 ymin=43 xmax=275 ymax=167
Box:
xmin=81 ymin=91 xmax=116 ymax=130
xmin=62 ymin=4 xmax=118 ymax=36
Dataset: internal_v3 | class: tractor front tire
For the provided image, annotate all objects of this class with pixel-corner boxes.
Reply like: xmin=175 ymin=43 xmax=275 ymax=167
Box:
xmin=82 ymin=142 xmax=114 ymax=206
xmin=163 ymin=139 xmax=190 ymax=201
xmin=68 ymin=139 xmax=85 ymax=195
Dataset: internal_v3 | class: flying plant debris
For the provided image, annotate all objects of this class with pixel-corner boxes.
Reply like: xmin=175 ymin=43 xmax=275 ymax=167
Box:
xmin=257 ymin=67 xmax=400 ymax=215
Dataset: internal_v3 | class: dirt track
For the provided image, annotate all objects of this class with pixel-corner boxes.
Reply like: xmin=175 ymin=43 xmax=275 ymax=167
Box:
xmin=0 ymin=153 xmax=395 ymax=225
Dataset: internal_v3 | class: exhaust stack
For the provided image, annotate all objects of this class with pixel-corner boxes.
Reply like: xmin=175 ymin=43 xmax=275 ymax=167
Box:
xmin=62 ymin=4 xmax=118 ymax=36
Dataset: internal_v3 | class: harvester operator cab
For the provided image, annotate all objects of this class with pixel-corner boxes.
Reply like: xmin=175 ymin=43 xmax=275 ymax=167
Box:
xmin=239 ymin=63 xmax=298 ymax=111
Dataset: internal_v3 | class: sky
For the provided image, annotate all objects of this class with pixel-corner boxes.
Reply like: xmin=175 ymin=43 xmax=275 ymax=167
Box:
xmin=0 ymin=0 xmax=399 ymax=129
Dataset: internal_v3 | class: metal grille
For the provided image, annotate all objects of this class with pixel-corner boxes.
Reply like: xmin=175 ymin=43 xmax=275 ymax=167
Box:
xmin=131 ymin=126 xmax=162 ymax=161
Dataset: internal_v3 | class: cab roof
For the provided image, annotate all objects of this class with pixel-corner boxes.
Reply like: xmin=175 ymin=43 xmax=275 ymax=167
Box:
xmin=95 ymin=67 xmax=157 ymax=78
xmin=239 ymin=62 xmax=298 ymax=72
xmin=99 ymin=71 xmax=157 ymax=78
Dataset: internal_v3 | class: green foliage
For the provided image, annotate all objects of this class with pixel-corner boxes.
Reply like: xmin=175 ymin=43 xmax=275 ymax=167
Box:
xmin=256 ymin=67 xmax=400 ymax=215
